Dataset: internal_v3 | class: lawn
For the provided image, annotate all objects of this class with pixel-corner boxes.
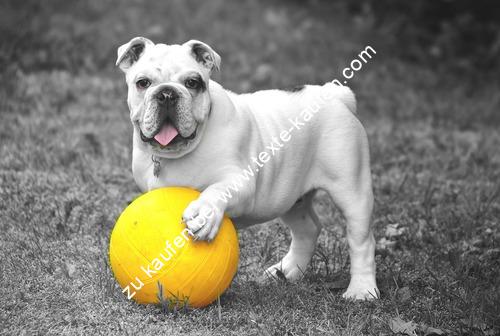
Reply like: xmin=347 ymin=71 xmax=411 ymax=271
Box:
xmin=1 ymin=1 xmax=499 ymax=335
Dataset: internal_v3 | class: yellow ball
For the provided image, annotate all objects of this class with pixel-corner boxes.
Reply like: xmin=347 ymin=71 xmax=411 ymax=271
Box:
xmin=109 ymin=187 xmax=239 ymax=308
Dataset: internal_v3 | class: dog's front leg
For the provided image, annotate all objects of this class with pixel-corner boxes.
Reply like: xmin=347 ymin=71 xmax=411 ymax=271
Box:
xmin=182 ymin=178 xmax=253 ymax=241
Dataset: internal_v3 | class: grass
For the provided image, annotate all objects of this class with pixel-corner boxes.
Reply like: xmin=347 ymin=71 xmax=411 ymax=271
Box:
xmin=1 ymin=1 xmax=499 ymax=335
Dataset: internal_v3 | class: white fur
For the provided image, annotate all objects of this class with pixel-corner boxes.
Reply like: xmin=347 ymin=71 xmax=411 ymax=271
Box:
xmin=120 ymin=39 xmax=378 ymax=300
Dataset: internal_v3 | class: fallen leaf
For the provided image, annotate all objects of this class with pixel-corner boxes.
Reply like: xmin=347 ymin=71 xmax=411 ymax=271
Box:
xmin=65 ymin=262 xmax=77 ymax=278
xmin=385 ymin=223 xmax=406 ymax=238
xmin=377 ymin=237 xmax=396 ymax=250
xmin=389 ymin=317 xmax=417 ymax=335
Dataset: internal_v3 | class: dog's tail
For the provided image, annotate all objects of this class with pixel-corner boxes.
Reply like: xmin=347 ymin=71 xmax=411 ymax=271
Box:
xmin=322 ymin=82 xmax=357 ymax=114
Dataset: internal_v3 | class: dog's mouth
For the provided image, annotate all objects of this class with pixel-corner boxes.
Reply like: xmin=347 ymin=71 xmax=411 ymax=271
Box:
xmin=140 ymin=119 xmax=197 ymax=149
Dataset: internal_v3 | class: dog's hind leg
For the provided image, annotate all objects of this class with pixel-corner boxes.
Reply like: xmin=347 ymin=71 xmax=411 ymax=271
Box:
xmin=319 ymin=130 xmax=379 ymax=300
xmin=264 ymin=190 xmax=322 ymax=281
xmin=322 ymin=179 xmax=378 ymax=300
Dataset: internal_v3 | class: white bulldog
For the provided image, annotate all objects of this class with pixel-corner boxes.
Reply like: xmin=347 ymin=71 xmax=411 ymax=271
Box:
xmin=116 ymin=37 xmax=378 ymax=300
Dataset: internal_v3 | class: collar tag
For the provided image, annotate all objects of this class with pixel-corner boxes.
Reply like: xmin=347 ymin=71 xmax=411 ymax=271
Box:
xmin=151 ymin=155 xmax=161 ymax=177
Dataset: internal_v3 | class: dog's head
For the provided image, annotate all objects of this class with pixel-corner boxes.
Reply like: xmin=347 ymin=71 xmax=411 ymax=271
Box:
xmin=116 ymin=37 xmax=220 ymax=158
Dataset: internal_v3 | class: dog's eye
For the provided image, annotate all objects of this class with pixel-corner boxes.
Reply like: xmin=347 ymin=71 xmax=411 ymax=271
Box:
xmin=185 ymin=78 xmax=200 ymax=90
xmin=136 ymin=78 xmax=151 ymax=90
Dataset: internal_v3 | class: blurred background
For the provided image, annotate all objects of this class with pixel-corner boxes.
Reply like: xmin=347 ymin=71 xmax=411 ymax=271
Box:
xmin=1 ymin=0 xmax=499 ymax=124
xmin=3 ymin=0 xmax=500 ymax=75
xmin=1 ymin=1 xmax=499 ymax=335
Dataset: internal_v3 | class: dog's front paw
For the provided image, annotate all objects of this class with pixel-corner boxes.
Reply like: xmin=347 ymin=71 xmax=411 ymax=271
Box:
xmin=182 ymin=199 xmax=223 ymax=241
xmin=342 ymin=274 xmax=379 ymax=301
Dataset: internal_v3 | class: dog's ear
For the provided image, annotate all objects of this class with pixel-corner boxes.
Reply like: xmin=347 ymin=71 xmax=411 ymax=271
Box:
xmin=116 ymin=37 xmax=153 ymax=72
xmin=183 ymin=40 xmax=221 ymax=73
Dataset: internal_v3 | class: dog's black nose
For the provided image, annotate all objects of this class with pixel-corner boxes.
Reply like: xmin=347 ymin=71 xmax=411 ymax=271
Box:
xmin=155 ymin=88 xmax=178 ymax=104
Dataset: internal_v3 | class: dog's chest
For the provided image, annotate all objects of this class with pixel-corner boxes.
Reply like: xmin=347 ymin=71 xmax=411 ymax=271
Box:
xmin=132 ymin=151 xmax=212 ymax=192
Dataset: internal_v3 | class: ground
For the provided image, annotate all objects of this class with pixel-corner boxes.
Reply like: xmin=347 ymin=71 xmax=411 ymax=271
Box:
xmin=0 ymin=1 xmax=499 ymax=335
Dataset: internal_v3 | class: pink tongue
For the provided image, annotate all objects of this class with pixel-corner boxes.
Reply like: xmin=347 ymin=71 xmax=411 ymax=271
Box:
xmin=154 ymin=123 xmax=179 ymax=146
